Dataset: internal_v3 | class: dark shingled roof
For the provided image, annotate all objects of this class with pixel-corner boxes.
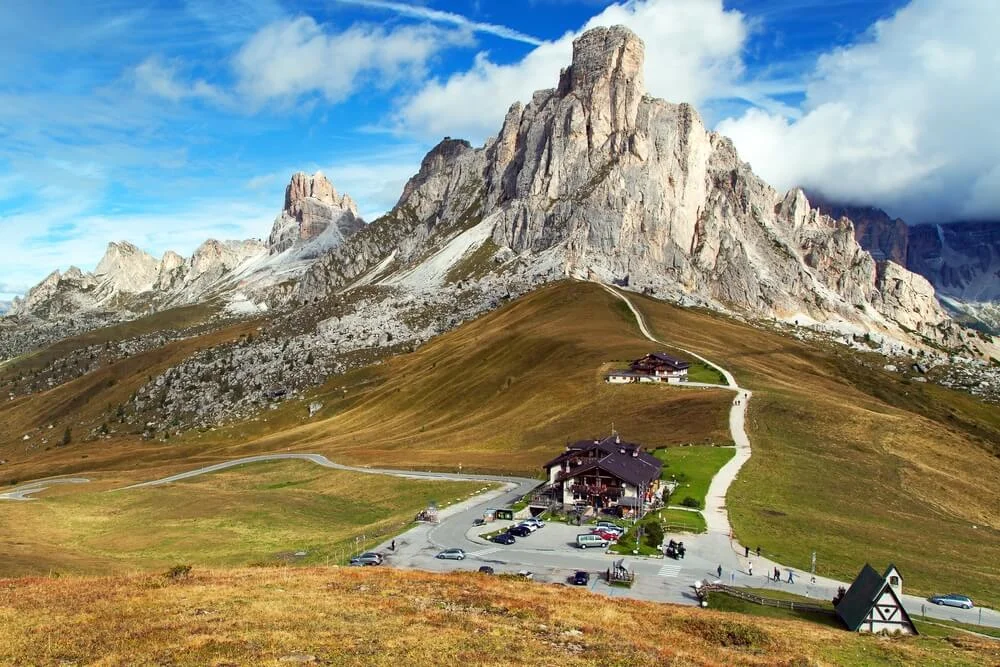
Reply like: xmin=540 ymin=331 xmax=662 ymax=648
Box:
xmin=836 ymin=564 xmax=917 ymax=634
xmin=545 ymin=436 xmax=661 ymax=488
xmin=649 ymin=353 xmax=690 ymax=369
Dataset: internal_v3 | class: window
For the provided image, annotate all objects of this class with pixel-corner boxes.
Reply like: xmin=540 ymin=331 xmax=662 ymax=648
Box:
xmin=889 ymin=576 xmax=899 ymax=586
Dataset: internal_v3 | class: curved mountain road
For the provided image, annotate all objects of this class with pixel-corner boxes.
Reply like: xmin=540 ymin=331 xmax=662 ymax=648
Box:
xmin=2 ymin=287 xmax=997 ymax=630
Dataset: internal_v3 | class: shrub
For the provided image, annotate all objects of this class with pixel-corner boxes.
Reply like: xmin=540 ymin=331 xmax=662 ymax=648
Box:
xmin=645 ymin=521 xmax=664 ymax=547
xmin=165 ymin=564 xmax=192 ymax=581
xmin=680 ymin=496 xmax=702 ymax=509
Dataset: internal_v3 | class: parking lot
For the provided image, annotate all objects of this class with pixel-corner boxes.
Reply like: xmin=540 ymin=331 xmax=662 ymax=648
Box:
xmin=466 ymin=519 xmax=601 ymax=553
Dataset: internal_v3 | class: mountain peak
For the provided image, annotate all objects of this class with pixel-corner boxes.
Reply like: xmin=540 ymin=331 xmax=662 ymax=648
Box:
xmin=269 ymin=171 xmax=363 ymax=255
xmin=560 ymin=25 xmax=645 ymax=99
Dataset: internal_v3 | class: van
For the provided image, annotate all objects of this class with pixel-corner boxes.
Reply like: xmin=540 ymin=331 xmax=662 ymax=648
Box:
xmin=576 ymin=534 xmax=610 ymax=549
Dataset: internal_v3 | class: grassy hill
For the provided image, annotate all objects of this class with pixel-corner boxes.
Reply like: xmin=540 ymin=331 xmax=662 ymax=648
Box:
xmin=0 ymin=282 xmax=733 ymax=484
xmin=628 ymin=292 xmax=1000 ymax=609
xmin=2 ymin=567 xmax=997 ymax=666
xmin=2 ymin=281 xmax=998 ymax=612
xmin=0 ymin=460 xmax=488 ymax=576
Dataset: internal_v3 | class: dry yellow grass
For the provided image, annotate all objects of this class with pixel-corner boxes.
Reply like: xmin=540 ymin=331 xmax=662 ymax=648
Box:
xmin=1 ymin=567 xmax=996 ymax=666
xmin=628 ymin=293 xmax=1000 ymax=608
xmin=0 ymin=282 xmax=733 ymax=484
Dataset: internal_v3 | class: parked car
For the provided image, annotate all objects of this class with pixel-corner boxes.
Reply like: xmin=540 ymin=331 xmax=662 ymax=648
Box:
xmin=596 ymin=521 xmax=622 ymax=531
xmin=591 ymin=529 xmax=620 ymax=542
xmin=492 ymin=532 xmax=516 ymax=545
xmin=436 ymin=548 xmax=466 ymax=560
xmin=472 ymin=518 xmax=486 ymax=527
xmin=349 ymin=552 xmax=383 ymax=566
xmin=518 ymin=521 xmax=539 ymax=532
xmin=576 ymin=534 xmax=610 ymax=549
xmin=522 ymin=517 xmax=545 ymax=528
xmin=478 ymin=566 xmax=495 ymax=575
xmin=509 ymin=525 xmax=532 ymax=537
xmin=929 ymin=594 xmax=974 ymax=609
xmin=571 ymin=570 xmax=590 ymax=586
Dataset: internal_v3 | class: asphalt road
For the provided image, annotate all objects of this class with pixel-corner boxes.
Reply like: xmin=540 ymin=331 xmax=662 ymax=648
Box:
xmin=3 ymin=287 xmax=997 ymax=632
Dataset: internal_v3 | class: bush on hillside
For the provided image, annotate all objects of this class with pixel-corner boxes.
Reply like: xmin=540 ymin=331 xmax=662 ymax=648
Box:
xmin=680 ymin=496 xmax=702 ymax=509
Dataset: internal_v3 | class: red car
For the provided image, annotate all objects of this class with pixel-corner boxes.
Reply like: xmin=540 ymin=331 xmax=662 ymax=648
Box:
xmin=591 ymin=529 xmax=620 ymax=542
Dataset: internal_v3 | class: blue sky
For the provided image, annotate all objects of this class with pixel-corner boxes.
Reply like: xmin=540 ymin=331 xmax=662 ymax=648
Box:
xmin=4 ymin=0 xmax=997 ymax=300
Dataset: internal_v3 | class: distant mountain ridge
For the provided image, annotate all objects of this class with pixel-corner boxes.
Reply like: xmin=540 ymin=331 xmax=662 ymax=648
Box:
xmin=7 ymin=172 xmax=364 ymax=319
xmin=808 ymin=196 xmax=1000 ymax=331
xmin=6 ymin=26 xmax=989 ymax=356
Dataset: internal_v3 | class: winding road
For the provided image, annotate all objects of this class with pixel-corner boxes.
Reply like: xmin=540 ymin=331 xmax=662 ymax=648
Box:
xmin=2 ymin=285 xmax=997 ymax=631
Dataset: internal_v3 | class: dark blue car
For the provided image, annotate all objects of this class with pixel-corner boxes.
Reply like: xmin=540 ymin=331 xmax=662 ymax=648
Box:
xmin=492 ymin=532 xmax=516 ymax=545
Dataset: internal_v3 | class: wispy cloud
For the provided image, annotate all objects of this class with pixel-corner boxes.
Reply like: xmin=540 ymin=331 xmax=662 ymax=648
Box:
xmin=333 ymin=0 xmax=544 ymax=45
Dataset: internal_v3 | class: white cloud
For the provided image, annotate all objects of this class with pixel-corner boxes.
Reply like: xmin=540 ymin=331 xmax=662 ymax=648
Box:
xmin=233 ymin=16 xmax=469 ymax=105
xmin=717 ymin=0 xmax=1000 ymax=222
xmin=333 ymin=0 xmax=543 ymax=45
xmin=133 ymin=56 xmax=227 ymax=103
xmin=396 ymin=0 xmax=749 ymax=142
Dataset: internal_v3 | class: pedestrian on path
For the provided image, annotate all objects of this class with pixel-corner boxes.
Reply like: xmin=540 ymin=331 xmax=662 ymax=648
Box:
xmin=744 ymin=545 xmax=749 ymax=558
xmin=747 ymin=561 xmax=753 ymax=576
xmin=774 ymin=567 xmax=780 ymax=582
xmin=717 ymin=564 xmax=723 ymax=578
xmin=787 ymin=569 xmax=795 ymax=584
xmin=730 ymin=571 xmax=735 ymax=584
xmin=756 ymin=546 xmax=761 ymax=557
xmin=391 ymin=540 xmax=396 ymax=551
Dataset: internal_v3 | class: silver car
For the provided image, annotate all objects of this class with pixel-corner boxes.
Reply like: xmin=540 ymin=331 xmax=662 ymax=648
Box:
xmin=929 ymin=594 xmax=974 ymax=609
xmin=436 ymin=548 xmax=466 ymax=560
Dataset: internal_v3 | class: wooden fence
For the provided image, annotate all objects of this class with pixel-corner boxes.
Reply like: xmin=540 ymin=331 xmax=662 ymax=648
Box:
xmin=699 ymin=583 xmax=835 ymax=616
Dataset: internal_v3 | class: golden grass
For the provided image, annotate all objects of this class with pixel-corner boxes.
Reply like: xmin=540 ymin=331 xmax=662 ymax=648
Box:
xmin=0 ymin=460 xmax=487 ymax=576
xmin=0 ymin=282 xmax=733 ymax=483
xmin=1 ymin=567 xmax=996 ymax=666
xmin=628 ymin=292 xmax=1000 ymax=608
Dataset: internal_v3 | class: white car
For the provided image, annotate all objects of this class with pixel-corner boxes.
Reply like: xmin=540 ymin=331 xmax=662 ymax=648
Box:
xmin=523 ymin=517 xmax=545 ymax=528
xmin=518 ymin=522 xmax=539 ymax=532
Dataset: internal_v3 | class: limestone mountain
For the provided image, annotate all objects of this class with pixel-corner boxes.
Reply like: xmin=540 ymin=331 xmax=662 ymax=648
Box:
xmin=267 ymin=171 xmax=364 ymax=257
xmin=7 ymin=173 xmax=365 ymax=321
xmin=810 ymin=198 xmax=1000 ymax=332
xmin=301 ymin=25 xmax=961 ymax=348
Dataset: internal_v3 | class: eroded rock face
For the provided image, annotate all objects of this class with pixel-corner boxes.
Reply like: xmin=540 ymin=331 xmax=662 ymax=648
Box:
xmin=300 ymin=24 xmax=960 ymax=347
xmin=268 ymin=172 xmax=363 ymax=255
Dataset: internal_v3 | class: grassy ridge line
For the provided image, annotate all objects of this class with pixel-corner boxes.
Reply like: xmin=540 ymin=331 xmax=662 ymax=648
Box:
xmin=0 ymin=282 xmax=733 ymax=485
xmin=2 ymin=566 xmax=996 ymax=666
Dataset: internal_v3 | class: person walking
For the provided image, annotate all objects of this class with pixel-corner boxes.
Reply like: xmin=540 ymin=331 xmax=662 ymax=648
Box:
xmin=756 ymin=546 xmax=761 ymax=557
xmin=717 ymin=564 xmax=723 ymax=578
xmin=747 ymin=561 xmax=753 ymax=577
xmin=787 ymin=569 xmax=795 ymax=584
xmin=390 ymin=539 xmax=396 ymax=551
xmin=744 ymin=545 xmax=749 ymax=558
xmin=774 ymin=567 xmax=780 ymax=582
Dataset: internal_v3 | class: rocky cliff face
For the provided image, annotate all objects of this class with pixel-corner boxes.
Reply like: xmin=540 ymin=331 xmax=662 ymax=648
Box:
xmin=267 ymin=172 xmax=364 ymax=257
xmin=811 ymin=198 xmax=1000 ymax=331
xmin=808 ymin=197 xmax=909 ymax=266
xmin=301 ymin=25 xmax=959 ymax=348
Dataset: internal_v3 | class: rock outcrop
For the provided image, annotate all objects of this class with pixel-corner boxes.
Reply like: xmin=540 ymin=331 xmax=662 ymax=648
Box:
xmin=267 ymin=172 xmax=364 ymax=256
xmin=812 ymin=197 xmax=1000 ymax=332
xmin=8 ymin=172 xmax=365 ymax=322
xmin=301 ymin=25 xmax=960 ymax=347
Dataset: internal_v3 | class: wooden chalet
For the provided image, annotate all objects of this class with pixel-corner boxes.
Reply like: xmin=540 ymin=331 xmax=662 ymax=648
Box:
xmin=541 ymin=435 xmax=661 ymax=512
xmin=606 ymin=352 xmax=690 ymax=384
xmin=835 ymin=564 xmax=917 ymax=635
